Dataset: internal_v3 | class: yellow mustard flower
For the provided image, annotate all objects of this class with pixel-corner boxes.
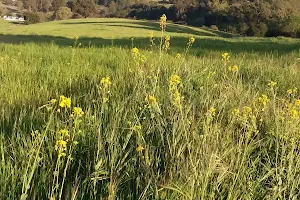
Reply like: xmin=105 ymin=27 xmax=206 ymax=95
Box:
xmin=100 ymin=76 xmax=112 ymax=88
xmin=232 ymin=108 xmax=240 ymax=116
xmin=222 ymin=52 xmax=230 ymax=62
xmin=267 ymin=81 xmax=277 ymax=89
xmin=59 ymin=95 xmax=71 ymax=108
xmin=146 ymin=95 xmax=157 ymax=106
xmin=149 ymin=31 xmax=154 ymax=38
xmin=208 ymin=107 xmax=216 ymax=117
xmin=228 ymin=65 xmax=239 ymax=72
xmin=73 ymin=107 xmax=84 ymax=117
xmin=189 ymin=37 xmax=195 ymax=44
xmin=160 ymin=14 xmax=167 ymax=30
xmin=132 ymin=47 xmax=139 ymax=56
xmin=136 ymin=145 xmax=145 ymax=152
xmin=169 ymin=75 xmax=181 ymax=86
xmin=50 ymin=99 xmax=57 ymax=104
xmin=57 ymin=129 xmax=69 ymax=137
xmin=55 ymin=139 xmax=67 ymax=151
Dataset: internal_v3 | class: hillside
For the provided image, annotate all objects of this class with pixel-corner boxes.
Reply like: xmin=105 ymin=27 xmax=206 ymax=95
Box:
xmin=1 ymin=18 xmax=300 ymax=54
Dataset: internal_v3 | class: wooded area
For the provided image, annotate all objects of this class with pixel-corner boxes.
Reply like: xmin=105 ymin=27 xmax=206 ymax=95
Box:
xmin=1 ymin=0 xmax=300 ymax=37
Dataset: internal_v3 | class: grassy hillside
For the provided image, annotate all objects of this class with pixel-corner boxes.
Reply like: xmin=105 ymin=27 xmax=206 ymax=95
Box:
xmin=1 ymin=18 xmax=300 ymax=199
xmin=1 ymin=18 xmax=300 ymax=54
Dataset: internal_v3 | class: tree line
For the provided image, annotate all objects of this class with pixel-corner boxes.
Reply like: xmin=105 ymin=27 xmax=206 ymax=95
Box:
xmin=1 ymin=0 xmax=300 ymax=37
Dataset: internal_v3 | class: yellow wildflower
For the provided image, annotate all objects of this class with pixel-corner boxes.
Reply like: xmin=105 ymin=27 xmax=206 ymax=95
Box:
xmin=189 ymin=37 xmax=195 ymax=44
xmin=160 ymin=14 xmax=167 ymax=30
xmin=74 ymin=36 xmax=79 ymax=40
xmin=136 ymin=145 xmax=145 ymax=152
xmin=289 ymin=109 xmax=299 ymax=120
xmin=287 ymin=87 xmax=297 ymax=95
xmin=228 ymin=65 xmax=239 ymax=72
xmin=267 ymin=81 xmax=277 ymax=89
xmin=169 ymin=75 xmax=181 ymax=87
xmin=73 ymin=107 xmax=84 ymax=117
xmin=149 ymin=31 xmax=154 ymax=38
xmin=100 ymin=76 xmax=112 ymax=88
xmin=232 ymin=108 xmax=240 ymax=116
xmin=222 ymin=52 xmax=230 ymax=62
xmin=50 ymin=99 xmax=57 ymax=104
xmin=57 ymin=129 xmax=69 ymax=137
xmin=175 ymin=53 xmax=181 ymax=59
xmin=146 ymin=95 xmax=157 ymax=106
xmin=55 ymin=139 xmax=67 ymax=151
xmin=163 ymin=35 xmax=171 ymax=51
xmin=59 ymin=95 xmax=71 ymax=108
xmin=208 ymin=107 xmax=216 ymax=117
xmin=294 ymin=99 xmax=300 ymax=106
xmin=242 ymin=106 xmax=252 ymax=116
xmin=132 ymin=47 xmax=139 ymax=56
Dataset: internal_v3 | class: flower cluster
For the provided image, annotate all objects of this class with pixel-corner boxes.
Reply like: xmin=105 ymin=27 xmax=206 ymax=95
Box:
xmin=55 ymin=129 xmax=70 ymax=157
xmin=222 ymin=52 xmax=230 ymax=62
xmin=163 ymin=35 xmax=171 ymax=51
xmin=131 ymin=47 xmax=147 ymax=66
xmin=232 ymin=95 xmax=270 ymax=137
xmin=169 ymin=75 xmax=183 ymax=109
xmin=149 ymin=31 xmax=155 ymax=47
xmin=59 ymin=95 xmax=71 ymax=109
xmin=100 ymin=76 xmax=112 ymax=103
xmin=145 ymin=94 xmax=161 ymax=115
xmin=287 ymin=87 xmax=298 ymax=96
xmin=73 ymin=107 xmax=84 ymax=117
xmin=160 ymin=14 xmax=167 ymax=31
xmin=228 ymin=65 xmax=239 ymax=72
xmin=188 ymin=37 xmax=195 ymax=45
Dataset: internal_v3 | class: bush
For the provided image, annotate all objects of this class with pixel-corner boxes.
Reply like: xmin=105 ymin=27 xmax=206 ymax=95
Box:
xmin=238 ymin=22 xmax=249 ymax=36
xmin=227 ymin=25 xmax=238 ymax=34
xmin=55 ymin=7 xmax=73 ymax=20
xmin=279 ymin=17 xmax=300 ymax=38
xmin=37 ymin=11 xmax=55 ymax=22
xmin=247 ymin=22 xmax=268 ymax=37
xmin=0 ymin=7 xmax=8 ymax=16
xmin=210 ymin=25 xmax=219 ymax=31
xmin=24 ymin=12 xmax=40 ymax=25
xmin=72 ymin=13 xmax=83 ymax=19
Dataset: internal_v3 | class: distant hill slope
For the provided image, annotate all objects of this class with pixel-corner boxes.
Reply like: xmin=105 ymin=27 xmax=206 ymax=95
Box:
xmin=0 ymin=18 xmax=233 ymax=39
xmin=1 ymin=18 xmax=300 ymax=54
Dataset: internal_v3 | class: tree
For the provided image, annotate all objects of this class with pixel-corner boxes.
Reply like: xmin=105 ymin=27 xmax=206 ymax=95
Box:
xmin=71 ymin=0 xmax=97 ymax=17
xmin=52 ymin=0 xmax=67 ymax=11
xmin=108 ymin=1 xmax=117 ymax=15
xmin=55 ymin=6 xmax=72 ymax=19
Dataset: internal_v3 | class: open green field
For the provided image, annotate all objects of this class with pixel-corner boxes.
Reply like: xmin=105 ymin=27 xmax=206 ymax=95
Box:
xmin=1 ymin=18 xmax=300 ymax=199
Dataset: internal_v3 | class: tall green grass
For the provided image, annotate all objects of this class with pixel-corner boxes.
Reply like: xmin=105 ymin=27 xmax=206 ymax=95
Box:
xmin=1 ymin=22 xmax=300 ymax=199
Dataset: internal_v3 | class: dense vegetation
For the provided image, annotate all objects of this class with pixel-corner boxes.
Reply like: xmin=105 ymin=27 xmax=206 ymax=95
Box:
xmin=1 ymin=15 xmax=300 ymax=199
xmin=2 ymin=0 xmax=300 ymax=37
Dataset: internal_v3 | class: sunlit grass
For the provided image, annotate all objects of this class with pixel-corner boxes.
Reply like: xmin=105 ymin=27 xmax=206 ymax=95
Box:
xmin=1 ymin=16 xmax=300 ymax=199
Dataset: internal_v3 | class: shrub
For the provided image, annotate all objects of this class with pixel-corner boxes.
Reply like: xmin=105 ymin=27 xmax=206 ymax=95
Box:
xmin=0 ymin=7 xmax=8 ymax=16
xmin=279 ymin=17 xmax=300 ymax=38
xmin=24 ymin=12 xmax=40 ymax=25
xmin=55 ymin=7 xmax=73 ymax=20
xmin=227 ymin=25 xmax=238 ymax=34
xmin=37 ymin=11 xmax=55 ymax=22
xmin=238 ymin=22 xmax=249 ymax=35
xmin=210 ymin=25 xmax=219 ymax=31
xmin=246 ymin=22 xmax=268 ymax=37
xmin=72 ymin=13 xmax=83 ymax=19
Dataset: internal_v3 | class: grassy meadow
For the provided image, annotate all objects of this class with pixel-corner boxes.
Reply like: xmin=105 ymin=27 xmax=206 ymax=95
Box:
xmin=1 ymin=17 xmax=300 ymax=199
